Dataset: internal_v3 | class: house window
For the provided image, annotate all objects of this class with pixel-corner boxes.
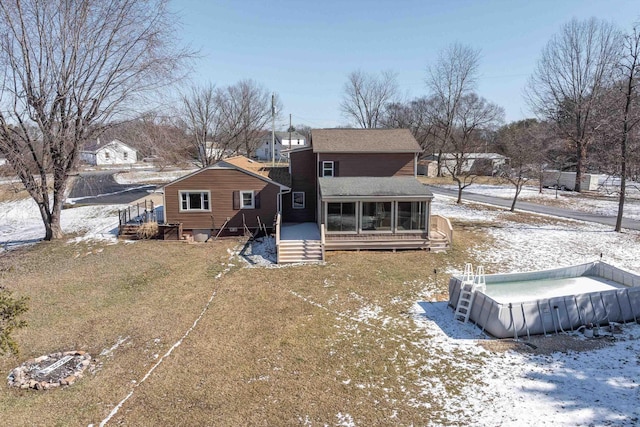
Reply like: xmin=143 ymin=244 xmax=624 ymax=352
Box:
xmin=293 ymin=192 xmax=305 ymax=209
xmin=327 ymin=202 xmax=356 ymax=232
xmin=180 ymin=191 xmax=210 ymax=211
xmin=322 ymin=161 xmax=334 ymax=177
xmin=396 ymin=201 xmax=426 ymax=231
xmin=123 ymin=152 xmax=128 ymax=160
xmin=104 ymin=152 xmax=110 ymax=159
xmin=240 ymin=191 xmax=254 ymax=209
xmin=361 ymin=202 xmax=392 ymax=231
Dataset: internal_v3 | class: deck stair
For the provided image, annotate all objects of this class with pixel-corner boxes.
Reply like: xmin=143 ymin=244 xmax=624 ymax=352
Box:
xmin=454 ymin=263 xmax=479 ymax=323
xmin=118 ymin=224 xmax=141 ymax=240
xmin=278 ymin=239 xmax=323 ymax=263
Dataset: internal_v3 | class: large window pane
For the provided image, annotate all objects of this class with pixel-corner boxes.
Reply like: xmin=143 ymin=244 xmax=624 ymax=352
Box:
xmin=188 ymin=192 xmax=203 ymax=210
xmin=327 ymin=202 xmax=356 ymax=231
xmin=361 ymin=202 xmax=392 ymax=231
xmin=397 ymin=201 xmax=426 ymax=231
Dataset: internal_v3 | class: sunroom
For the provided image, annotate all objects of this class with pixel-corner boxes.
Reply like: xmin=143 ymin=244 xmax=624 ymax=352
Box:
xmin=318 ymin=177 xmax=434 ymax=250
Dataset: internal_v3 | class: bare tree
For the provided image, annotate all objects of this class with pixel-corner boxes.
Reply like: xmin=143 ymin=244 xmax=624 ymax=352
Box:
xmin=0 ymin=0 xmax=190 ymax=240
xmin=445 ymin=93 xmax=504 ymax=203
xmin=229 ymin=80 xmax=277 ymax=157
xmin=180 ymin=83 xmax=221 ymax=167
xmin=526 ymin=18 xmax=622 ymax=192
xmin=426 ymin=43 xmax=480 ymax=176
xmin=340 ymin=70 xmax=398 ymax=128
xmin=495 ymin=119 xmax=548 ymax=211
xmin=381 ymin=97 xmax=438 ymax=153
xmin=179 ymin=80 xmax=279 ymax=165
xmin=613 ymin=26 xmax=640 ymax=232
xmin=294 ymin=124 xmax=312 ymax=142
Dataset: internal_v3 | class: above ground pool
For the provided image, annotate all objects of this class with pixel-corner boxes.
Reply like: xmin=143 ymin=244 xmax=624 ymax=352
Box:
xmin=448 ymin=261 xmax=640 ymax=339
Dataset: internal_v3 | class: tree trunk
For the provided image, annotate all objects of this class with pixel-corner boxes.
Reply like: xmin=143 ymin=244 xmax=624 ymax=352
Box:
xmin=511 ymin=185 xmax=521 ymax=212
xmin=574 ymin=142 xmax=583 ymax=192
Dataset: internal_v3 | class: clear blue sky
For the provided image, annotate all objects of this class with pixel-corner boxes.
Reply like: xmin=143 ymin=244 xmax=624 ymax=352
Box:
xmin=169 ymin=0 xmax=639 ymax=130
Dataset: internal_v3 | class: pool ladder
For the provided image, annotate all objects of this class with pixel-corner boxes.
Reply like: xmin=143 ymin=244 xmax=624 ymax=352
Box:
xmin=454 ymin=264 xmax=486 ymax=323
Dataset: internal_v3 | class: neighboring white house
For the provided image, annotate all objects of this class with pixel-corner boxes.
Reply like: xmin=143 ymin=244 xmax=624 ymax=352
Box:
xmin=255 ymin=131 xmax=307 ymax=161
xmin=197 ymin=141 xmax=228 ymax=164
xmin=80 ymin=139 xmax=137 ymax=166
xmin=426 ymin=152 xmax=508 ymax=176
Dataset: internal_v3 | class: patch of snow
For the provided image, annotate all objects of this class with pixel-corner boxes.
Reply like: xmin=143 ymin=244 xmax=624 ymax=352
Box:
xmin=412 ymin=299 xmax=640 ymax=426
xmin=0 ymin=197 xmax=126 ymax=250
xmin=114 ymin=169 xmax=197 ymax=185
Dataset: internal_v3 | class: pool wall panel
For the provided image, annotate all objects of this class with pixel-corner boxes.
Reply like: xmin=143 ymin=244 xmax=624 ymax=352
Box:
xmin=448 ymin=261 xmax=640 ymax=338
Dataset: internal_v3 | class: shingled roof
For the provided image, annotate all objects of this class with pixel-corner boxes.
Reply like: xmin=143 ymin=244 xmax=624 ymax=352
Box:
xmin=221 ymin=156 xmax=291 ymax=187
xmin=310 ymin=129 xmax=421 ymax=153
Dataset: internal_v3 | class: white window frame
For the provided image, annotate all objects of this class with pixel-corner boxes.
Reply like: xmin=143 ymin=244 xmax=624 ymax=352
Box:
xmin=322 ymin=161 xmax=334 ymax=177
xmin=292 ymin=191 xmax=305 ymax=209
xmin=179 ymin=190 xmax=211 ymax=212
xmin=240 ymin=190 xmax=255 ymax=209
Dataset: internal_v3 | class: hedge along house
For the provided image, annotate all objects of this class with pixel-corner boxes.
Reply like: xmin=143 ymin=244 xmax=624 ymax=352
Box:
xmin=162 ymin=156 xmax=290 ymax=241
xmin=278 ymin=129 xmax=452 ymax=261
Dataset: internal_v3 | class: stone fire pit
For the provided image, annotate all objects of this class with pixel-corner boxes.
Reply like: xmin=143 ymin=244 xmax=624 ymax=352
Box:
xmin=7 ymin=351 xmax=92 ymax=390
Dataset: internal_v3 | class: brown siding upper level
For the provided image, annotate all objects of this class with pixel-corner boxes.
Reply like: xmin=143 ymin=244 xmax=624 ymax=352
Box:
xmin=317 ymin=153 xmax=415 ymax=177
xmin=283 ymin=149 xmax=317 ymax=222
xmin=164 ymin=168 xmax=280 ymax=231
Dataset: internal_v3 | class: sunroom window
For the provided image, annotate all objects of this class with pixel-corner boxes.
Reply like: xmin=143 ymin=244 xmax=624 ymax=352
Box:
xmin=361 ymin=202 xmax=392 ymax=231
xmin=327 ymin=202 xmax=356 ymax=232
xmin=396 ymin=201 xmax=426 ymax=231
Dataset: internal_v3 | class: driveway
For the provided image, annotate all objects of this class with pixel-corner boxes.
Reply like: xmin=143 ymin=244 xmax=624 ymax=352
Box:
xmin=67 ymin=171 xmax=157 ymax=204
xmin=426 ymin=185 xmax=640 ymax=231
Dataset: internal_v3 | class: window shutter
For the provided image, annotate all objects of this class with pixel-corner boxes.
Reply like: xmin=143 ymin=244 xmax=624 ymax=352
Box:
xmin=318 ymin=161 xmax=323 ymax=177
xmin=334 ymin=161 xmax=339 ymax=177
xmin=254 ymin=192 xmax=261 ymax=209
xmin=232 ymin=191 xmax=240 ymax=210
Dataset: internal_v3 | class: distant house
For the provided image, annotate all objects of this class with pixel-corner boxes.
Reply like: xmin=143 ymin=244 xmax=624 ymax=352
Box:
xmin=426 ymin=153 xmax=508 ymax=176
xmin=254 ymin=131 xmax=307 ymax=161
xmin=162 ymin=156 xmax=290 ymax=240
xmin=80 ymin=139 xmax=137 ymax=166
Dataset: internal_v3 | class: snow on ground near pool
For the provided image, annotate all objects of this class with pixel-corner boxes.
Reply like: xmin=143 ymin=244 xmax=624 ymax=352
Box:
xmin=432 ymin=195 xmax=640 ymax=273
xmin=114 ymin=169 xmax=197 ymax=184
xmin=439 ymin=183 xmax=640 ymax=221
xmin=0 ymin=197 xmax=125 ymax=250
xmin=412 ymin=297 xmax=640 ymax=426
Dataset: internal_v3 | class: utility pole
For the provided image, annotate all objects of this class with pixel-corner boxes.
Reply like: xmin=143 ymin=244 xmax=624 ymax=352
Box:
xmin=271 ymin=93 xmax=275 ymax=167
xmin=289 ymin=113 xmax=292 ymax=150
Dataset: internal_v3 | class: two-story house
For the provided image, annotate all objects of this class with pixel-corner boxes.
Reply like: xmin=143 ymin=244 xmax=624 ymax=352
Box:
xmin=277 ymin=128 xmax=451 ymax=261
xmin=158 ymin=128 xmax=452 ymax=261
xmin=254 ymin=131 xmax=307 ymax=162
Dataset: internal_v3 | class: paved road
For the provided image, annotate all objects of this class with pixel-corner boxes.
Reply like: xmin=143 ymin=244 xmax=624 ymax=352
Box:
xmin=68 ymin=171 xmax=156 ymax=204
xmin=425 ymin=185 xmax=640 ymax=231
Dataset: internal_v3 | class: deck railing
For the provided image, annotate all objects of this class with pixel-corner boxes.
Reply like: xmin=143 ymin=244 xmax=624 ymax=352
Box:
xmin=118 ymin=199 xmax=156 ymax=231
xmin=431 ymin=214 xmax=453 ymax=245
xmin=275 ymin=213 xmax=281 ymax=263
xmin=320 ymin=223 xmax=326 ymax=261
